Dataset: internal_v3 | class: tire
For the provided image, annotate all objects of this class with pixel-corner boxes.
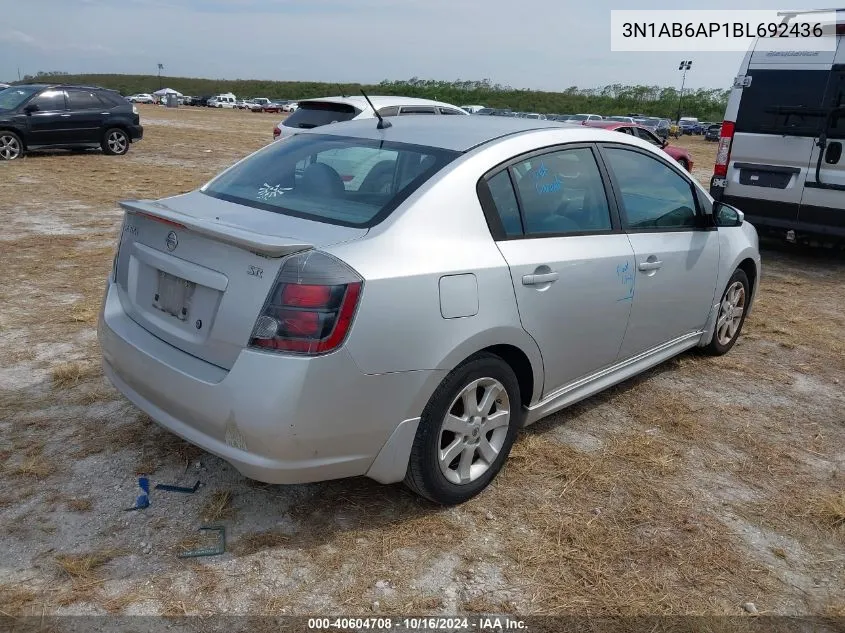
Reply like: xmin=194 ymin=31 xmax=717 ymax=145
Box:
xmin=704 ymin=269 xmax=750 ymax=356
xmin=102 ymin=128 xmax=129 ymax=156
xmin=404 ymin=353 xmax=523 ymax=505
xmin=677 ymin=158 xmax=690 ymax=171
xmin=0 ymin=130 xmax=24 ymax=160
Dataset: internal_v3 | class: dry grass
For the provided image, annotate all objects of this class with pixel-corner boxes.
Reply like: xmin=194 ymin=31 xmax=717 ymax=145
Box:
xmin=0 ymin=583 xmax=37 ymax=616
xmin=55 ymin=548 xmax=123 ymax=580
xmin=809 ymin=492 xmax=845 ymax=531
xmin=231 ymin=530 xmax=289 ymax=556
xmin=11 ymin=454 xmax=55 ymax=479
xmin=51 ymin=361 xmax=101 ymax=388
xmin=66 ymin=498 xmax=93 ymax=512
xmin=200 ymin=490 xmax=235 ymax=522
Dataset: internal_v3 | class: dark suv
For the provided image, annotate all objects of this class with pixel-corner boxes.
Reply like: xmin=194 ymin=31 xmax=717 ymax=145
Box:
xmin=0 ymin=84 xmax=143 ymax=160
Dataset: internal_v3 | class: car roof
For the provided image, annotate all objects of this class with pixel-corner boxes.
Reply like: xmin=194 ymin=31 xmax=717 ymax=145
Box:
xmin=299 ymin=95 xmax=465 ymax=111
xmin=296 ymin=115 xmax=626 ymax=152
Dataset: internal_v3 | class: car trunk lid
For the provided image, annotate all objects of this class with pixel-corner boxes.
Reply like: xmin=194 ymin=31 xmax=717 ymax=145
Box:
xmin=113 ymin=191 xmax=367 ymax=370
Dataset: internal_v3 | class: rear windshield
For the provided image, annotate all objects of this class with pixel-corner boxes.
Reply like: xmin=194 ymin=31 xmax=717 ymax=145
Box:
xmin=283 ymin=101 xmax=361 ymax=129
xmin=203 ymin=134 xmax=459 ymax=228
xmin=736 ymin=69 xmax=828 ymax=136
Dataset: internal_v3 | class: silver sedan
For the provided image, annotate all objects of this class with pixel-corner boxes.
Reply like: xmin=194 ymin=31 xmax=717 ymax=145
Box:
xmin=98 ymin=116 xmax=760 ymax=505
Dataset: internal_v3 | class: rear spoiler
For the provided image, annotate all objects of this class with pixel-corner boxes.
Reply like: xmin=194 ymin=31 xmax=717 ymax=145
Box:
xmin=119 ymin=199 xmax=313 ymax=258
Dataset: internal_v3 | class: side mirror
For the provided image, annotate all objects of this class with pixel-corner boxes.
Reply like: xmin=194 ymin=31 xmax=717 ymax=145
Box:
xmin=23 ymin=103 xmax=38 ymax=114
xmin=713 ymin=201 xmax=744 ymax=227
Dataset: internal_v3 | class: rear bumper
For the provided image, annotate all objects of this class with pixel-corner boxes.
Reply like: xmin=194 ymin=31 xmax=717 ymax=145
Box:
xmin=98 ymin=280 xmax=440 ymax=484
xmin=128 ymin=125 xmax=143 ymax=142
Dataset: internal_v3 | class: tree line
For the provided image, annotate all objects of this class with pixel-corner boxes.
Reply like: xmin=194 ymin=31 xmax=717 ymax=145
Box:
xmin=13 ymin=72 xmax=730 ymax=121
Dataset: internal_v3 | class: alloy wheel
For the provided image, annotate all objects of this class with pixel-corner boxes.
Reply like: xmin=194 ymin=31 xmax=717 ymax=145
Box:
xmin=438 ymin=377 xmax=510 ymax=485
xmin=107 ymin=131 xmax=127 ymax=154
xmin=0 ymin=134 xmax=21 ymax=160
xmin=716 ymin=281 xmax=746 ymax=346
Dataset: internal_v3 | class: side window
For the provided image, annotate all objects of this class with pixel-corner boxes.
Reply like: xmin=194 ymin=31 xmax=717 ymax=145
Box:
xmin=399 ymin=106 xmax=436 ymax=115
xmin=66 ymin=90 xmax=102 ymax=110
xmin=29 ymin=89 xmax=66 ymax=111
xmin=617 ymin=127 xmax=634 ymax=136
xmin=439 ymin=107 xmax=463 ymax=115
xmin=378 ymin=106 xmax=399 ymax=117
xmin=512 ymin=148 xmax=612 ymax=235
xmin=485 ymin=170 xmax=523 ymax=237
xmin=603 ymin=147 xmax=698 ymax=230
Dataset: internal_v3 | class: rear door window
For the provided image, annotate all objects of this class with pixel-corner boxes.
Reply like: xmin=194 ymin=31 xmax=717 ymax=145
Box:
xmin=439 ymin=107 xmax=464 ymax=115
xmin=283 ymin=102 xmax=361 ymax=129
xmin=203 ymin=134 xmax=458 ymax=227
xmin=66 ymin=90 xmax=102 ymax=110
xmin=735 ymin=69 xmax=828 ymax=136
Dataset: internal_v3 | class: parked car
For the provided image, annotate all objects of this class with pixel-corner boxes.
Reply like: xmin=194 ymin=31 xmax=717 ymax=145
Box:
xmin=272 ymin=95 xmax=468 ymax=140
xmin=128 ymin=93 xmax=154 ymax=104
xmin=679 ymin=117 xmax=704 ymax=135
xmin=209 ymin=93 xmax=237 ymax=108
xmin=98 ymin=116 xmax=759 ymax=504
xmin=461 ymin=105 xmax=486 ymax=114
xmin=606 ymin=116 xmax=636 ymax=124
xmin=0 ymin=84 xmax=143 ymax=160
xmin=568 ymin=113 xmax=603 ymax=122
xmin=282 ymin=102 xmax=299 ymax=112
xmin=582 ymin=120 xmax=695 ymax=171
xmin=190 ymin=95 xmax=213 ymax=107
xmin=0 ymin=83 xmax=10 ymax=90
xmin=704 ymin=124 xmax=722 ymax=142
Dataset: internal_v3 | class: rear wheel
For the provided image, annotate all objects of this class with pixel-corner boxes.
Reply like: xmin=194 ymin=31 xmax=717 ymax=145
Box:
xmin=677 ymin=158 xmax=690 ymax=171
xmin=704 ymin=269 xmax=750 ymax=355
xmin=404 ymin=353 xmax=522 ymax=505
xmin=102 ymin=128 xmax=129 ymax=155
xmin=0 ymin=131 xmax=23 ymax=160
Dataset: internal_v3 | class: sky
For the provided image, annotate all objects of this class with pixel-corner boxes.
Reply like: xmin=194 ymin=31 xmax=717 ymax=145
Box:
xmin=0 ymin=0 xmax=835 ymax=91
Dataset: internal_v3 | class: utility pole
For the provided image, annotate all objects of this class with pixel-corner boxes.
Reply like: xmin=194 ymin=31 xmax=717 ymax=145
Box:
xmin=17 ymin=67 xmax=21 ymax=81
xmin=158 ymin=63 xmax=164 ymax=90
xmin=676 ymin=60 xmax=692 ymax=122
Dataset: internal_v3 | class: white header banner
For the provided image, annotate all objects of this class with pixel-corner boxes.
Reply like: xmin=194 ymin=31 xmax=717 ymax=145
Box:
xmin=610 ymin=10 xmax=837 ymax=52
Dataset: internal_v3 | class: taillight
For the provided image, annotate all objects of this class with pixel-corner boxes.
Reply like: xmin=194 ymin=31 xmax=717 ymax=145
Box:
xmin=714 ymin=121 xmax=735 ymax=177
xmin=273 ymin=126 xmax=281 ymax=139
xmin=249 ymin=250 xmax=363 ymax=356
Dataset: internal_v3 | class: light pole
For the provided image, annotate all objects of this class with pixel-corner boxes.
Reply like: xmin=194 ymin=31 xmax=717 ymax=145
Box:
xmin=157 ymin=63 xmax=164 ymax=90
xmin=676 ymin=60 xmax=692 ymax=123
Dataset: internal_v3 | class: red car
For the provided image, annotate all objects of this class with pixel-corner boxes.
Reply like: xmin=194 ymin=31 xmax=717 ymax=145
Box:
xmin=580 ymin=120 xmax=694 ymax=172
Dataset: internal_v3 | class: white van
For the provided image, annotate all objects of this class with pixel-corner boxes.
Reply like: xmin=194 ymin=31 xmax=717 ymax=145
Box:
xmin=209 ymin=93 xmax=237 ymax=108
xmin=711 ymin=10 xmax=845 ymax=241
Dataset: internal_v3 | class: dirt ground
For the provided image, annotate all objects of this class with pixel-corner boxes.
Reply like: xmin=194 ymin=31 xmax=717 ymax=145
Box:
xmin=1 ymin=105 xmax=843 ymax=618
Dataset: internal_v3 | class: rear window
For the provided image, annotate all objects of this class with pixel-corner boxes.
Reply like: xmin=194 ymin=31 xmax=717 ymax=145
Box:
xmin=283 ymin=101 xmax=361 ymax=129
xmin=203 ymin=134 xmax=459 ymax=228
xmin=736 ymin=69 xmax=828 ymax=136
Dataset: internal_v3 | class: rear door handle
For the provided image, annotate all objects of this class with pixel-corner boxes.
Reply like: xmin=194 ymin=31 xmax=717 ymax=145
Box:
xmin=638 ymin=260 xmax=663 ymax=271
xmin=522 ymin=271 xmax=559 ymax=285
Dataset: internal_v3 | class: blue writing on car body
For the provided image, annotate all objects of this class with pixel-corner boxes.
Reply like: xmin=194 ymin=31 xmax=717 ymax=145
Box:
xmin=616 ymin=260 xmax=635 ymax=301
